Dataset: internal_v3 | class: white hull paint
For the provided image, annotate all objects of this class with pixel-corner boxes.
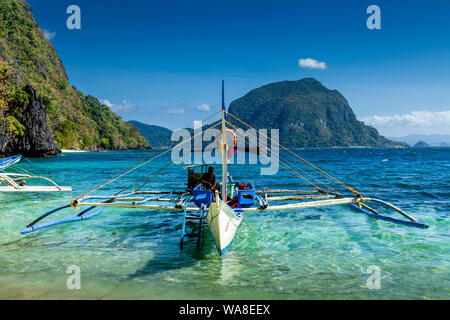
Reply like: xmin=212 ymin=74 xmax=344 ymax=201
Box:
xmin=0 ymin=186 xmax=72 ymax=192
xmin=0 ymin=172 xmax=71 ymax=192
xmin=206 ymin=199 xmax=243 ymax=255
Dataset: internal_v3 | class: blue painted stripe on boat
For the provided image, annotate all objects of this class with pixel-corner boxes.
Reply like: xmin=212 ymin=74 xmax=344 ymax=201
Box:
xmin=222 ymin=201 xmax=244 ymax=218
xmin=0 ymin=154 xmax=22 ymax=169
xmin=218 ymin=231 xmax=239 ymax=256
xmin=349 ymin=203 xmax=429 ymax=229
xmin=219 ymin=243 xmax=231 ymax=256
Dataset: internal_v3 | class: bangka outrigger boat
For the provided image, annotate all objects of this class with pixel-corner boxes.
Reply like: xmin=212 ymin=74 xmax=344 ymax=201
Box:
xmin=20 ymin=81 xmax=429 ymax=255
xmin=0 ymin=154 xmax=71 ymax=192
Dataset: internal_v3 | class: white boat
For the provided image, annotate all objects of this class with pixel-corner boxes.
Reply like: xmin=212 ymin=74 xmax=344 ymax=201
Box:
xmin=20 ymin=81 xmax=429 ymax=256
xmin=0 ymin=154 xmax=22 ymax=170
xmin=206 ymin=190 xmax=243 ymax=255
xmin=205 ymin=81 xmax=244 ymax=255
xmin=0 ymin=154 xmax=71 ymax=192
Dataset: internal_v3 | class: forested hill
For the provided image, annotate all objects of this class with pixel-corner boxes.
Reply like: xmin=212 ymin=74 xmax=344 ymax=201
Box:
xmin=228 ymin=78 xmax=405 ymax=147
xmin=128 ymin=121 xmax=173 ymax=148
xmin=0 ymin=0 xmax=147 ymax=156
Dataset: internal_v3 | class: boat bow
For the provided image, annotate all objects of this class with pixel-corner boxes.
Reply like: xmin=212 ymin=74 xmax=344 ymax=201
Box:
xmin=206 ymin=190 xmax=243 ymax=255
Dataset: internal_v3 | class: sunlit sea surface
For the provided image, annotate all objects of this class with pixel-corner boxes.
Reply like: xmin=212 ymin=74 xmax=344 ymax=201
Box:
xmin=0 ymin=148 xmax=448 ymax=299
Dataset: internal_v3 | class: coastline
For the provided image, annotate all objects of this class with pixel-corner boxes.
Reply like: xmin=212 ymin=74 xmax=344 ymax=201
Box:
xmin=60 ymin=149 xmax=89 ymax=153
xmin=60 ymin=148 xmax=152 ymax=154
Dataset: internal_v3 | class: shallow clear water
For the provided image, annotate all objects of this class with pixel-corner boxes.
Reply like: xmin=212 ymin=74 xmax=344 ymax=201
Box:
xmin=0 ymin=148 xmax=448 ymax=299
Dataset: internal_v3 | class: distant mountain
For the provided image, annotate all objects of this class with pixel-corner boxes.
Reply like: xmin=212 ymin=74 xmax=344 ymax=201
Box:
xmin=413 ymin=141 xmax=430 ymax=148
xmin=228 ymin=78 xmax=405 ymax=147
xmin=388 ymin=134 xmax=450 ymax=147
xmin=128 ymin=121 xmax=172 ymax=148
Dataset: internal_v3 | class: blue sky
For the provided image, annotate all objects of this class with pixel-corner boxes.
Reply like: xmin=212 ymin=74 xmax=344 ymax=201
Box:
xmin=27 ymin=0 xmax=450 ymax=136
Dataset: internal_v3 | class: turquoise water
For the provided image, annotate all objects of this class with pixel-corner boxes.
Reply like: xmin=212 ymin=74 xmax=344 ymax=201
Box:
xmin=0 ymin=148 xmax=449 ymax=299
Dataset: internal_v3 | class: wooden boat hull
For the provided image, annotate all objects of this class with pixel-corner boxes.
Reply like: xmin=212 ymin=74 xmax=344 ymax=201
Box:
xmin=206 ymin=199 xmax=243 ymax=255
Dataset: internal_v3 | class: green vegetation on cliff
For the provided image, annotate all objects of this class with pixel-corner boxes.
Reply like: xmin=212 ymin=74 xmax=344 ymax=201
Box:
xmin=0 ymin=0 xmax=147 ymax=151
xmin=228 ymin=78 xmax=405 ymax=147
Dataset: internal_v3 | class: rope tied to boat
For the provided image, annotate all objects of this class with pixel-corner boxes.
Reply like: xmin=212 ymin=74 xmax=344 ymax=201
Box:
xmin=68 ymin=111 xmax=221 ymax=207
xmin=225 ymin=118 xmax=342 ymax=196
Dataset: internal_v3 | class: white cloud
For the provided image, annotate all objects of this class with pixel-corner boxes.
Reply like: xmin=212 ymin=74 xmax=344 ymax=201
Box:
xmin=362 ymin=110 xmax=450 ymax=127
xmin=101 ymin=99 xmax=113 ymax=107
xmin=298 ymin=58 xmax=327 ymax=70
xmin=101 ymin=99 xmax=135 ymax=113
xmin=165 ymin=106 xmax=185 ymax=115
xmin=362 ymin=110 xmax=450 ymax=136
xmin=43 ymin=29 xmax=56 ymax=41
xmin=196 ymin=104 xmax=211 ymax=112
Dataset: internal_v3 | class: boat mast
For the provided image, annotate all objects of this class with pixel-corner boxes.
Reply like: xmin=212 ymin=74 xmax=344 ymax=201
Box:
xmin=221 ymin=80 xmax=227 ymax=202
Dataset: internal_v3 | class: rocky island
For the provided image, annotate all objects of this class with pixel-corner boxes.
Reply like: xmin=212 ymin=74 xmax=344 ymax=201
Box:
xmin=0 ymin=0 xmax=147 ymax=156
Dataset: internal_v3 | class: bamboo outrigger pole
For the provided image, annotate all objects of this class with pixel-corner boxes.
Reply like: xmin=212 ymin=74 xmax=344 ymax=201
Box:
xmin=221 ymin=80 xmax=227 ymax=202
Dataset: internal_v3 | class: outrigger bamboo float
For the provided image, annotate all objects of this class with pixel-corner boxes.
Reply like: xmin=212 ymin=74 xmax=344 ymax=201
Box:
xmin=20 ymin=82 xmax=428 ymax=255
xmin=0 ymin=155 xmax=71 ymax=192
